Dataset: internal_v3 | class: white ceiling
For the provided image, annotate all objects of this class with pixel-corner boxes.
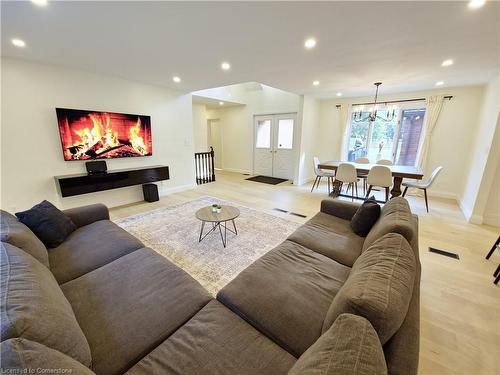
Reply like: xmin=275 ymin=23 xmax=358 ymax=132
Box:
xmin=2 ymin=1 xmax=499 ymax=98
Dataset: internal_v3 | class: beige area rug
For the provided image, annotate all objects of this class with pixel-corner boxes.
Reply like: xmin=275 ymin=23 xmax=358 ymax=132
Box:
xmin=115 ymin=196 xmax=300 ymax=295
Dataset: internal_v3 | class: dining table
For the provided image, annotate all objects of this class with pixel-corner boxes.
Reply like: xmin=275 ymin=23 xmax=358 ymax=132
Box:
xmin=318 ymin=161 xmax=424 ymax=199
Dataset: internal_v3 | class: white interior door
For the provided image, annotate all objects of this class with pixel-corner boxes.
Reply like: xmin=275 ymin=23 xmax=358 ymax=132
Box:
xmin=253 ymin=113 xmax=296 ymax=179
xmin=272 ymin=114 xmax=296 ymax=179
xmin=253 ymin=116 xmax=274 ymax=176
xmin=208 ymin=120 xmax=223 ymax=169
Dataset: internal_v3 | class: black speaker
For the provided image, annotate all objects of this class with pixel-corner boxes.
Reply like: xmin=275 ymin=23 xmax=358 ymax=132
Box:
xmin=86 ymin=161 xmax=107 ymax=175
xmin=142 ymin=183 xmax=159 ymax=202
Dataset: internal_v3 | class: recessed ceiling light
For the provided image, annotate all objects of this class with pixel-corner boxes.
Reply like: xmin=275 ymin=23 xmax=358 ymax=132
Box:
xmin=221 ymin=62 xmax=231 ymax=70
xmin=313 ymin=80 xmax=320 ymax=86
xmin=172 ymin=76 xmax=181 ymax=83
xmin=441 ymin=59 xmax=454 ymax=67
xmin=336 ymin=92 xmax=343 ymax=97
xmin=31 ymin=0 xmax=48 ymax=6
xmin=468 ymin=0 xmax=486 ymax=9
xmin=11 ymin=38 xmax=26 ymax=48
xmin=304 ymin=38 xmax=317 ymax=49
xmin=219 ymin=101 xmax=224 ymax=106
xmin=435 ymin=81 xmax=444 ymax=86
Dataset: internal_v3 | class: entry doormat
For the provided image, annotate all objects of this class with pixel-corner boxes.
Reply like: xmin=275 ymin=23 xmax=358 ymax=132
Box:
xmin=246 ymin=175 xmax=288 ymax=185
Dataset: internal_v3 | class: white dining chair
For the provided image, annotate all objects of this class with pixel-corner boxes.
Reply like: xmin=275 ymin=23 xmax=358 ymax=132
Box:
xmin=402 ymin=166 xmax=443 ymax=212
xmin=366 ymin=165 xmax=392 ymax=202
xmin=335 ymin=163 xmax=358 ymax=201
xmin=311 ymin=156 xmax=336 ymax=193
xmin=355 ymin=157 xmax=370 ymax=195
xmin=377 ymin=159 xmax=393 ymax=166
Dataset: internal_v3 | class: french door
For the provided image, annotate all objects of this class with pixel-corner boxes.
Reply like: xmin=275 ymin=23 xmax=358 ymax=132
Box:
xmin=253 ymin=113 xmax=296 ymax=179
xmin=346 ymin=103 xmax=426 ymax=165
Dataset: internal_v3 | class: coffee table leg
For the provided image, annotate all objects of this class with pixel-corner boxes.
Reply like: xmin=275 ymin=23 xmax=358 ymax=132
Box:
xmin=198 ymin=221 xmax=205 ymax=242
xmin=218 ymin=222 xmax=226 ymax=247
xmin=232 ymin=219 xmax=237 ymax=235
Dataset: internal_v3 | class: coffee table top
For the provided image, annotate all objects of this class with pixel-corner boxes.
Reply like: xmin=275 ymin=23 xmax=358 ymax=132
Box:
xmin=195 ymin=205 xmax=240 ymax=223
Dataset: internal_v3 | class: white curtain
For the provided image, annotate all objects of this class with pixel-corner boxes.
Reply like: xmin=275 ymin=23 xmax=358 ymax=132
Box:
xmin=338 ymin=104 xmax=352 ymax=160
xmin=417 ymin=95 xmax=445 ymax=172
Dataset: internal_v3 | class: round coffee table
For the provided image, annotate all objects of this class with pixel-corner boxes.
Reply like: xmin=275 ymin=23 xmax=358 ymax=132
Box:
xmin=195 ymin=205 xmax=240 ymax=248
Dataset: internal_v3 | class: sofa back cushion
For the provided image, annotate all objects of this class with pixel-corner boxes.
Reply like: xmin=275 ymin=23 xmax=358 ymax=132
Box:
xmin=288 ymin=313 xmax=387 ymax=375
xmin=362 ymin=197 xmax=414 ymax=252
xmin=0 ymin=210 xmax=49 ymax=267
xmin=322 ymin=233 xmax=416 ymax=345
xmin=1 ymin=338 xmax=95 ymax=375
xmin=0 ymin=242 xmax=92 ymax=367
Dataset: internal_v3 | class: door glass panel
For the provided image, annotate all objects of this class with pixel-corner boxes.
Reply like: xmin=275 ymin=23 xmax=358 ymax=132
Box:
xmin=347 ymin=113 xmax=369 ymax=161
xmin=395 ymin=109 xmax=425 ymax=166
xmin=365 ymin=112 xmax=398 ymax=163
xmin=277 ymin=119 xmax=294 ymax=149
xmin=255 ymin=120 xmax=271 ymax=148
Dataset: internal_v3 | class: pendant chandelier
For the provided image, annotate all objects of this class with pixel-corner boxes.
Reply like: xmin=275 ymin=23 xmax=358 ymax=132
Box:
xmin=353 ymin=82 xmax=396 ymax=123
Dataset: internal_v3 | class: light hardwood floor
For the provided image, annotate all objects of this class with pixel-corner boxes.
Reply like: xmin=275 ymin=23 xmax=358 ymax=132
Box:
xmin=110 ymin=170 xmax=500 ymax=375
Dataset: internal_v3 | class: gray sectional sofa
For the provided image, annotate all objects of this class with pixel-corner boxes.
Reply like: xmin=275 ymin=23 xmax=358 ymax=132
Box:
xmin=1 ymin=197 xmax=420 ymax=375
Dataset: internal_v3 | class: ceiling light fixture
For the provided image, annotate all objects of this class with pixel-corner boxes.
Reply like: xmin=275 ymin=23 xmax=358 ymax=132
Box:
xmin=304 ymin=38 xmax=317 ymax=49
xmin=31 ymin=0 xmax=48 ymax=6
xmin=441 ymin=59 xmax=454 ymax=67
xmin=435 ymin=81 xmax=444 ymax=86
xmin=219 ymin=101 xmax=224 ymax=106
xmin=353 ymin=82 xmax=395 ymax=123
xmin=313 ymin=80 xmax=320 ymax=86
xmin=468 ymin=0 xmax=486 ymax=9
xmin=336 ymin=92 xmax=343 ymax=97
xmin=221 ymin=62 xmax=231 ymax=70
xmin=11 ymin=38 xmax=26 ymax=48
xmin=172 ymin=76 xmax=181 ymax=83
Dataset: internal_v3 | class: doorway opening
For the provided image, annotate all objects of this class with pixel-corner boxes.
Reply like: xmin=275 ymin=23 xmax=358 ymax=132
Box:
xmin=207 ymin=119 xmax=223 ymax=169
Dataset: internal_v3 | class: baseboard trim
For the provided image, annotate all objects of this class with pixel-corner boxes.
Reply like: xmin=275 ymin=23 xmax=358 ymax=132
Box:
xmin=484 ymin=213 xmax=500 ymax=227
xmin=159 ymin=183 xmax=196 ymax=196
xmin=221 ymin=168 xmax=252 ymax=175
xmin=426 ymin=190 xmax=458 ymax=200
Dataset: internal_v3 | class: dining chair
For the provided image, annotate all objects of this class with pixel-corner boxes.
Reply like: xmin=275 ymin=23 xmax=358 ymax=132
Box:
xmin=402 ymin=166 xmax=443 ymax=212
xmin=311 ymin=156 xmax=336 ymax=193
xmin=355 ymin=157 xmax=370 ymax=196
xmin=335 ymin=163 xmax=358 ymax=201
xmin=376 ymin=159 xmax=393 ymax=165
xmin=366 ymin=165 xmax=392 ymax=202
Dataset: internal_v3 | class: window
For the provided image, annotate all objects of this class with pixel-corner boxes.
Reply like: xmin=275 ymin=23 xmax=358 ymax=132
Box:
xmin=255 ymin=119 xmax=271 ymax=148
xmin=277 ymin=119 xmax=294 ymax=149
xmin=345 ymin=103 xmax=426 ymax=166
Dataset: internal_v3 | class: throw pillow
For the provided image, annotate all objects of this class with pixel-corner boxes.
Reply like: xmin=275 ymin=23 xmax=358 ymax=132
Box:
xmin=350 ymin=197 xmax=381 ymax=236
xmin=15 ymin=200 xmax=76 ymax=248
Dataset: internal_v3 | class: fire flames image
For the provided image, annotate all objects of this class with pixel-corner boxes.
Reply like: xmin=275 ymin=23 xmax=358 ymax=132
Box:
xmin=57 ymin=109 xmax=152 ymax=161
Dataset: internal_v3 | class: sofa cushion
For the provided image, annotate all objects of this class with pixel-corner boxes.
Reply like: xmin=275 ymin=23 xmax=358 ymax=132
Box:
xmin=61 ymin=247 xmax=211 ymax=375
xmin=1 ymin=338 xmax=96 ymax=375
xmin=288 ymin=212 xmax=364 ymax=267
xmin=126 ymin=300 xmax=296 ymax=375
xmin=362 ymin=197 xmax=415 ymax=252
xmin=350 ymin=198 xmax=381 ymax=237
xmin=288 ymin=314 xmax=387 ymax=375
xmin=323 ymin=233 xmax=416 ymax=345
xmin=217 ymin=240 xmax=351 ymax=357
xmin=49 ymin=220 xmax=144 ymax=284
xmin=1 ymin=210 xmax=49 ymax=267
xmin=15 ymin=200 xmax=76 ymax=248
xmin=0 ymin=242 xmax=91 ymax=367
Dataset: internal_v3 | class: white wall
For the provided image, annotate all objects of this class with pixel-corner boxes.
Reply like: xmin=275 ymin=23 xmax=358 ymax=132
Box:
xmin=192 ymin=103 xmax=208 ymax=152
xmin=1 ymin=58 xmax=195 ymax=212
xmin=460 ymin=75 xmax=500 ymax=223
xmin=296 ymin=95 xmax=321 ymax=185
xmin=316 ymin=85 xmax=486 ymax=200
xmin=204 ymin=84 xmax=300 ymax=174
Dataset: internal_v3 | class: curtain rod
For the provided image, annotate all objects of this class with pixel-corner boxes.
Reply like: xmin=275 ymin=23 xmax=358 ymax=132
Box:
xmin=335 ymin=95 xmax=453 ymax=108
